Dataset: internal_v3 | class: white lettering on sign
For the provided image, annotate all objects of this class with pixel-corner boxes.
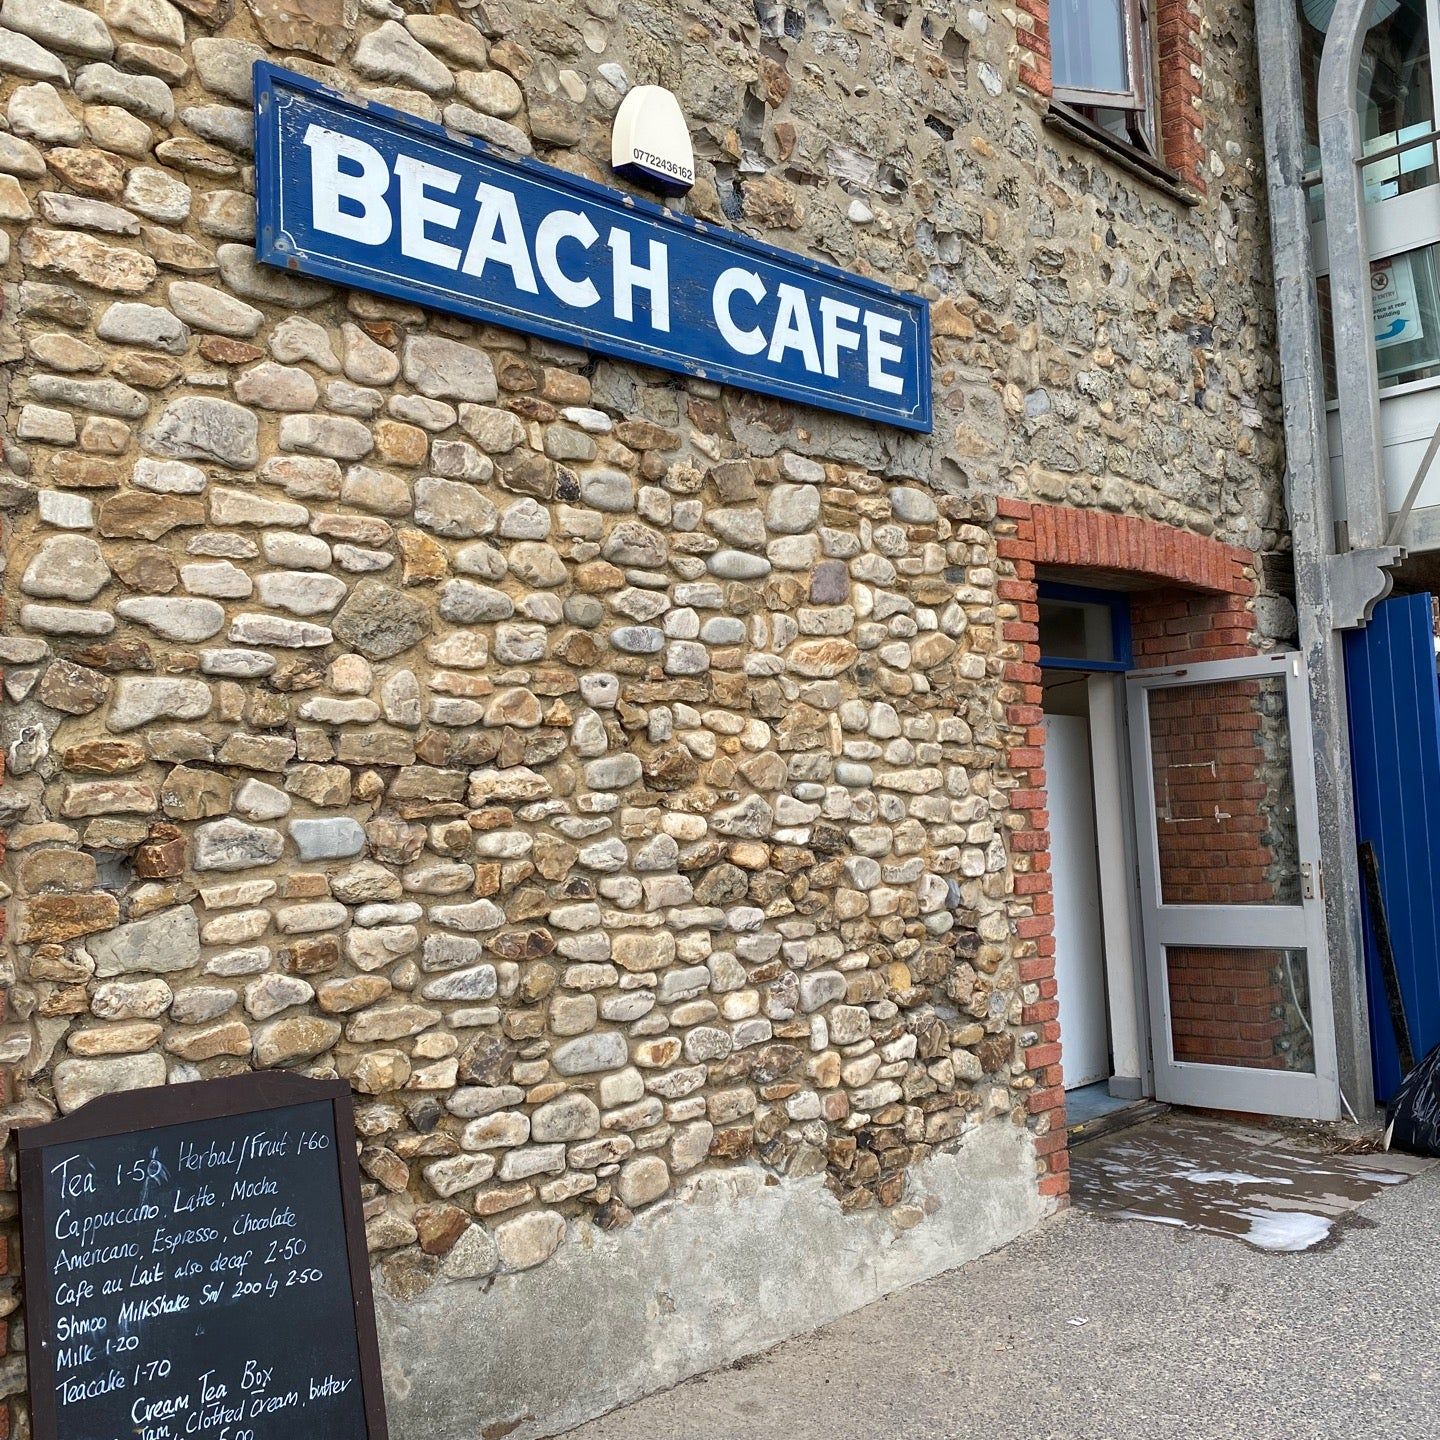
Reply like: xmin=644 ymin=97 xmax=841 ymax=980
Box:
xmin=713 ymin=267 xmax=767 ymax=355
xmin=607 ymin=228 xmax=670 ymax=332
xmin=864 ymin=312 xmax=905 ymax=395
xmin=302 ymin=125 xmax=391 ymax=245
xmin=819 ymin=297 xmax=862 ymax=379
xmin=301 ymin=131 xmax=908 ymax=392
xmin=535 ymin=211 xmax=600 ymax=309
xmin=394 ymin=154 xmax=462 ymax=270
xmin=464 ymin=183 xmax=540 ymax=293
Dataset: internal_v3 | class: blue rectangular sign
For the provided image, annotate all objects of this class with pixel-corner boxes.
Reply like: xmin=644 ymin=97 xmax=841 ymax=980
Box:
xmin=253 ymin=64 xmax=932 ymax=432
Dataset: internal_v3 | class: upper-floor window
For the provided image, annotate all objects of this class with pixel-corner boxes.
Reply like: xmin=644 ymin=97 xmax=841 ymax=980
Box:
xmin=1051 ymin=0 xmax=1159 ymax=157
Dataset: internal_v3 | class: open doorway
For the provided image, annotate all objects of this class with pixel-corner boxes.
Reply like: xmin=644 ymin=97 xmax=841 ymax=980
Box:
xmin=1038 ymin=582 xmax=1150 ymax=1129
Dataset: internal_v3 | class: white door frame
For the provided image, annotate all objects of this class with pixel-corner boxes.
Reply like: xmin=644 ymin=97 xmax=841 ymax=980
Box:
xmin=1087 ymin=674 xmax=1152 ymax=1099
xmin=1126 ymin=651 xmax=1341 ymax=1119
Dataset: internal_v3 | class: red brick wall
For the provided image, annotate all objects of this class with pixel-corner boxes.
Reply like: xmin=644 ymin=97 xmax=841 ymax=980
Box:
xmin=997 ymin=501 xmax=1260 ymax=1199
xmin=1017 ymin=0 xmax=1208 ymax=194
xmin=1166 ymin=946 xmax=1289 ymax=1067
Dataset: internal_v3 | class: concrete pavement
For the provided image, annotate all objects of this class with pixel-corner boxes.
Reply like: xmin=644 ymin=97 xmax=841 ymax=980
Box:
xmin=562 ymin=1138 xmax=1440 ymax=1439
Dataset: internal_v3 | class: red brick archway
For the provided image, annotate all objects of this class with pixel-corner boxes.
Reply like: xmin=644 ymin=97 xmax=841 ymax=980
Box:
xmin=995 ymin=501 xmax=1260 ymax=1203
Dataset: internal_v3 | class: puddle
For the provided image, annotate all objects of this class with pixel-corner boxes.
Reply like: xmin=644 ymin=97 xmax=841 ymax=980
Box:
xmin=1070 ymin=1116 xmax=1428 ymax=1252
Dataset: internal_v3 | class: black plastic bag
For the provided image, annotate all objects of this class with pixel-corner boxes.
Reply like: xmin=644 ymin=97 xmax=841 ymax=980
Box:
xmin=1385 ymin=1042 xmax=1440 ymax=1156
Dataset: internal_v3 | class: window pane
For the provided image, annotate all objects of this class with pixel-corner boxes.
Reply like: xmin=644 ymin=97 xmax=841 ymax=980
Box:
xmin=1038 ymin=599 xmax=1117 ymax=663
xmin=1165 ymin=946 xmax=1315 ymax=1072
xmin=1146 ymin=675 xmax=1301 ymax=907
xmin=1357 ymin=0 xmax=1437 ymax=204
xmin=1371 ymin=245 xmax=1440 ymax=388
xmin=1296 ymin=0 xmax=1438 ymax=207
xmin=1052 ymin=0 xmax=1131 ymax=94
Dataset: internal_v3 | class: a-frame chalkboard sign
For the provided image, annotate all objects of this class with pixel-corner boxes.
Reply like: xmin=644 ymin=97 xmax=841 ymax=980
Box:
xmin=18 ymin=1073 xmax=388 ymax=1440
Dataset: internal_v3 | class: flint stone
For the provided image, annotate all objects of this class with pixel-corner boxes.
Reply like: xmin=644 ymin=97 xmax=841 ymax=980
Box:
xmin=713 ymin=794 xmax=773 ymax=838
xmin=217 ymin=243 xmax=329 ymax=306
xmin=21 ymin=604 xmax=114 ymax=635
xmin=109 ymin=676 xmax=210 ymax=730
xmin=0 ymin=25 xmax=69 ymax=79
xmin=92 ymin=978 xmax=173 ymax=1020
xmin=9 ymin=82 xmax=79 ymax=143
xmin=192 ymin=38 xmax=267 ymax=100
xmin=424 ymin=1153 xmax=495 ymax=1198
xmin=200 ymin=648 xmax=275 ymax=677
xmin=2 ymin=0 xmax=113 ymax=58
xmin=116 ymin=597 xmax=225 ymax=641
xmin=767 ymin=483 xmax=821 ymax=534
xmin=136 ymin=458 xmax=207 ymax=494
xmin=402 ymin=335 xmax=497 ymax=402
xmin=709 ymin=549 xmax=771 ymax=580
xmin=291 ymin=817 xmax=366 ymax=860
xmin=15 ymin=399 xmax=82 ymax=444
xmin=89 ymin=905 xmax=201 ymax=976
xmin=256 ymin=570 xmax=347 ymax=616
xmin=22 ymin=536 xmax=110 ymax=601
xmin=146 ymin=396 xmax=259 ymax=469
xmin=415 ymin=476 xmax=495 ymax=538
xmin=245 ymin=974 xmax=313 ymax=1020
xmin=183 ymin=562 xmax=253 ymax=599
xmin=280 ymin=413 xmax=374 ymax=461
xmin=330 ymin=579 xmax=432 ymax=659
xmin=193 ymin=817 xmax=284 ymax=871
xmin=30 ymin=373 xmax=146 ymax=417
xmin=253 ymin=1016 xmax=341 ymax=1067
xmin=494 ymin=1211 xmax=563 ymax=1272
xmin=74 ymin=63 xmax=175 ymax=124
xmin=236 ymin=362 xmax=319 ymax=411
xmin=579 ymin=469 xmax=634 ymax=512
xmin=210 ymin=488 xmax=307 ymax=528
xmin=353 ymin=20 xmax=454 ymax=95
xmin=602 ymin=521 xmax=667 ymax=568
xmin=169 ymin=986 xmax=237 ymax=1024
xmin=38 ymin=192 xmax=138 ymax=233
xmin=21 ymin=228 xmax=154 ymax=292
xmin=552 ymin=1032 xmax=627 ymax=1075
xmin=168 ymin=281 xmax=264 ymax=337
xmin=420 ymin=965 xmax=497 ymax=1001
xmin=54 ymin=1054 xmax=165 ymax=1113
xmin=185 ymin=108 xmax=253 ymax=155
xmin=438 ymin=579 xmax=512 ymax=624
xmin=530 ymin=1093 xmax=599 ymax=1143
xmin=96 ymin=302 xmax=190 ymax=354
xmin=124 ymin=167 xmax=190 ymax=224
xmin=617 ymin=1155 xmax=669 ymax=1208
xmin=891 ymin=486 xmax=938 ymax=521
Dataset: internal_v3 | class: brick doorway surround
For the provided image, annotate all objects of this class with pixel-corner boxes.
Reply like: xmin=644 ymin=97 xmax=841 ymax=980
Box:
xmin=995 ymin=500 xmax=1260 ymax=1204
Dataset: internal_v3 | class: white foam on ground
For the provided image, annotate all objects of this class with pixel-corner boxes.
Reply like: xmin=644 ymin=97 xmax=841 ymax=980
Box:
xmin=1183 ymin=1170 xmax=1294 ymax=1187
xmin=1238 ymin=1209 xmax=1333 ymax=1252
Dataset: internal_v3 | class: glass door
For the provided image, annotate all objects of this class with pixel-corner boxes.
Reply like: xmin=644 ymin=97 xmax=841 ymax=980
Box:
xmin=1126 ymin=653 xmax=1341 ymax=1118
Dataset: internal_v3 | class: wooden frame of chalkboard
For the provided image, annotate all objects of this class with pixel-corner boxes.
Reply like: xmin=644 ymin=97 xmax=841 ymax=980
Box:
xmin=17 ymin=1072 xmax=388 ymax=1440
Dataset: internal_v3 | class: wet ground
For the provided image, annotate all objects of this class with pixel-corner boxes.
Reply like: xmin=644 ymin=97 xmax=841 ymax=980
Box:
xmin=562 ymin=1114 xmax=1440 ymax=1439
xmin=1070 ymin=1110 xmax=1432 ymax=1251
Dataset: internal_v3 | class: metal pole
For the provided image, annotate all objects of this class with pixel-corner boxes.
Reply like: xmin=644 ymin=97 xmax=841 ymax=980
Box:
xmin=1318 ymin=0 xmax=1389 ymax=550
xmin=1255 ymin=0 xmax=1378 ymax=1117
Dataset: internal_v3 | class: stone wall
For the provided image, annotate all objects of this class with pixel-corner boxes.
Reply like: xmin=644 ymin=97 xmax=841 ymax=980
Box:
xmin=0 ymin=0 xmax=1288 ymax=1433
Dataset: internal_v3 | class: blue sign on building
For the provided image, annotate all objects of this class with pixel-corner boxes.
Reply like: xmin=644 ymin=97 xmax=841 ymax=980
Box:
xmin=253 ymin=64 xmax=932 ymax=433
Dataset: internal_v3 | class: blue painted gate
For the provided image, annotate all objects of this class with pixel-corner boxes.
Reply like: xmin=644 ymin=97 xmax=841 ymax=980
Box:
xmin=1345 ymin=591 xmax=1440 ymax=1100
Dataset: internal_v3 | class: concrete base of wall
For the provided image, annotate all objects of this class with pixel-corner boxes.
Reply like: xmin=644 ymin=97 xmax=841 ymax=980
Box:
xmin=374 ymin=1120 xmax=1054 ymax=1440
